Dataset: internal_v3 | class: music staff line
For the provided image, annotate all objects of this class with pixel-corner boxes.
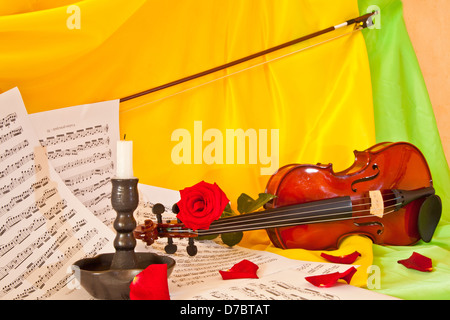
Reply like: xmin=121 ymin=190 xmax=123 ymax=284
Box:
xmin=72 ymin=178 xmax=110 ymax=197
xmin=0 ymin=207 xmax=78 ymax=260
xmin=82 ymin=192 xmax=109 ymax=209
xmin=63 ymin=162 xmax=113 ymax=187
xmin=39 ymin=124 xmax=109 ymax=147
xmin=37 ymin=236 xmax=110 ymax=300
xmin=0 ymin=164 xmax=42 ymax=198
xmin=0 ymin=140 xmax=29 ymax=162
xmin=0 ymin=221 xmax=90 ymax=283
xmin=0 ymin=126 xmax=22 ymax=145
xmin=0 ymin=200 xmax=75 ymax=237
xmin=0 ymin=173 xmax=51 ymax=218
xmin=0 ymin=199 xmax=69 ymax=257
xmin=46 ymin=138 xmax=110 ymax=160
xmin=0 ymin=152 xmax=35 ymax=181
xmin=1 ymin=227 xmax=99 ymax=299
xmin=0 ymin=113 xmax=17 ymax=130
xmin=54 ymin=151 xmax=111 ymax=174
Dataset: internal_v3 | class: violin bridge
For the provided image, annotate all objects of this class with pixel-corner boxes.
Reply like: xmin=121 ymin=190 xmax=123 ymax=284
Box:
xmin=369 ymin=190 xmax=384 ymax=217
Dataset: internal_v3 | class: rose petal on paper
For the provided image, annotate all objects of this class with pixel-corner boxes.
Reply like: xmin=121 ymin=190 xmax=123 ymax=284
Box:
xmin=339 ymin=266 xmax=358 ymax=284
xmin=305 ymin=266 xmax=357 ymax=287
xmin=219 ymin=259 xmax=259 ymax=280
xmin=304 ymin=272 xmax=342 ymax=288
xmin=320 ymin=251 xmax=361 ymax=264
xmin=397 ymin=252 xmax=433 ymax=272
xmin=129 ymin=264 xmax=170 ymax=300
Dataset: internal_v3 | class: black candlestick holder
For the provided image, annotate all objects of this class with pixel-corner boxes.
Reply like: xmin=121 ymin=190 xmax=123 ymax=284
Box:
xmin=72 ymin=178 xmax=175 ymax=300
xmin=110 ymin=178 xmax=139 ymax=269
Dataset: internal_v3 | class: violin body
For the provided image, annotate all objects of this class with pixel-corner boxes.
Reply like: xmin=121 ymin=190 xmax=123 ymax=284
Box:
xmin=264 ymin=142 xmax=436 ymax=250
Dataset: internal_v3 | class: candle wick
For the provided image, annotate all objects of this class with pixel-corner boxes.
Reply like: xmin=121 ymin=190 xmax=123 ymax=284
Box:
xmin=123 ymin=134 xmax=126 ymax=140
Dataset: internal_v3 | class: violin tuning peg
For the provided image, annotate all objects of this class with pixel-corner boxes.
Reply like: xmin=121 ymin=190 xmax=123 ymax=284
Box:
xmin=152 ymin=203 xmax=165 ymax=214
xmin=164 ymin=237 xmax=177 ymax=254
xmin=186 ymin=238 xmax=197 ymax=256
xmin=172 ymin=203 xmax=180 ymax=214
xmin=152 ymin=203 xmax=165 ymax=224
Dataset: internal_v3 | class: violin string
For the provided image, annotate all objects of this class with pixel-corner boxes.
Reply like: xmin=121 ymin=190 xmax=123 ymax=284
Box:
xmin=197 ymin=210 xmax=397 ymax=235
xmin=164 ymin=199 xmax=401 ymax=236
xmin=162 ymin=194 xmax=399 ymax=233
xmin=195 ymin=204 xmax=400 ymax=236
xmin=158 ymin=192 xmax=396 ymax=235
xmin=201 ymin=193 xmax=399 ymax=228
xmin=120 ymin=26 xmax=364 ymax=114
xmin=216 ymin=190 xmax=397 ymax=219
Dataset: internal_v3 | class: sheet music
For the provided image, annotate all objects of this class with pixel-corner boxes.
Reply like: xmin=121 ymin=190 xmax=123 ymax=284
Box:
xmin=136 ymin=237 xmax=396 ymax=300
xmin=28 ymin=101 xmax=120 ymax=228
xmin=0 ymin=88 xmax=114 ymax=300
xmin=176 ymin=267 xmax=396 ymax=300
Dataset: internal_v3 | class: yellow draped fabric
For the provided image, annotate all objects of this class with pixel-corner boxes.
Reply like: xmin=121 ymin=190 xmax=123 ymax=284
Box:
xmin=0 ymin=0 xmax=375 ymax=287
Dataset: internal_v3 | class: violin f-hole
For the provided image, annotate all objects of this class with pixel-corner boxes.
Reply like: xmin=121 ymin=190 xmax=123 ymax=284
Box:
xmin=353 ymin=221 xmax=384 ymax=235
xmin=351 ymin=164 xmax=380 ymax=192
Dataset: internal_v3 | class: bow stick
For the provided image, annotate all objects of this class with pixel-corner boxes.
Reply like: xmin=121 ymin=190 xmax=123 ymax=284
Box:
xmin=120 ymin=11 xmax=377 ymax=103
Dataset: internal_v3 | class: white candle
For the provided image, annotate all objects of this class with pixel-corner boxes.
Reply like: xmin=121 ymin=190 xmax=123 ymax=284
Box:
xmin=116 ymin=139 xmax=134 ymax=178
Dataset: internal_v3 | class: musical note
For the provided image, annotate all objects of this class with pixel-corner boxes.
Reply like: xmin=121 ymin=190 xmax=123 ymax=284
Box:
xmin=54 ymin=151 xmax=111 ymax=173
xmin=63 ymin=162 xmax=113 ymax=187
xmin=46 ymin=138 xmax=110 ymax=160
xmin=72 ymin=178 xmax=110 ymax=197
xmin=0 ymin=164 xmax=42 ymax=198
xmin=39 ymin=124 xmax=109 ymax=147
xmin=0 ymin=140 xmax=29 ymax=162
xmin=0 ymin=113 xmax=17 ymax=130
xmin=0 ymin=126 xmax=22 ymax=144
xmin=0 ymin=152 xmax=35 ymax=180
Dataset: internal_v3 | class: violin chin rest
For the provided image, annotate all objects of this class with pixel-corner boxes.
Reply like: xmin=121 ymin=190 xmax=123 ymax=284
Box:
xmin=418 ymin=195 xmax=442 ymax=242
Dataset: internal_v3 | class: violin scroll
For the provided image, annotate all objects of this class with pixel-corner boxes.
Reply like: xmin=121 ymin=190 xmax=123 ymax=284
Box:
xmin=133 ymin=203 xmax=200 ymax=256
xmin=133 ymin=219 xmax=159 ymax=246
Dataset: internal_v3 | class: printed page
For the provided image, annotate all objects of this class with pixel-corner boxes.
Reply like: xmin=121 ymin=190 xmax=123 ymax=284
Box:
xmin=28 ymin=100 xmax=120 ymax=228
xmin=175 ymin=267 xmax=397 ymax=300
xmin=0 ymin=88 xmax=115 ymax=300
xmin=136 ymin=237 xmax=396 ymax=300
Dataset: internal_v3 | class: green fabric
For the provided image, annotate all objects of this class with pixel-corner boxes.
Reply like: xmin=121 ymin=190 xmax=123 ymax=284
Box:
xmin=358 ymin=0 xmax=450 ymax=299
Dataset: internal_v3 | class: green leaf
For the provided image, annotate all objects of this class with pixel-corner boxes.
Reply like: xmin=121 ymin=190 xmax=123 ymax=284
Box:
xmin=221 ymin=203 xmax=235 ymax=218
xmin=237 ymin=193 xmax=276 ymax=214
xmin=221 ymin=231 xmax=243 ymax=247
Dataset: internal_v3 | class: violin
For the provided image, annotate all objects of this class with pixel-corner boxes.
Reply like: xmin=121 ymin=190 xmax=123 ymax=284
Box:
xmin=134 ymin=142 xmax=442 ymax=254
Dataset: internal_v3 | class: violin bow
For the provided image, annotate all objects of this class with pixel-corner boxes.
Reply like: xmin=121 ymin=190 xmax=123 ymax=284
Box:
xmin=120 ymin=11 xmax=378 ymax=103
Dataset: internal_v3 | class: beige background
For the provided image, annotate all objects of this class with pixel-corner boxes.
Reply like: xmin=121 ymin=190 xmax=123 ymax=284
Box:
xmin=403 ymin=0 xmax=449 ymax=166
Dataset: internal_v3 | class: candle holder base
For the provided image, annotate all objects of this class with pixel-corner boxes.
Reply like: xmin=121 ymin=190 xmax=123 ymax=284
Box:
xmin=72 ymin=178 xmax=175 ymax=300
xmin=73 ymin=252 xmax=175 ymax=300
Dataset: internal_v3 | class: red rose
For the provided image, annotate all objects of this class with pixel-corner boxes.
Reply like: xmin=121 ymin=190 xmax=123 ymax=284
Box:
xmin=177 ymin=181 xmax=229 ymax=230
